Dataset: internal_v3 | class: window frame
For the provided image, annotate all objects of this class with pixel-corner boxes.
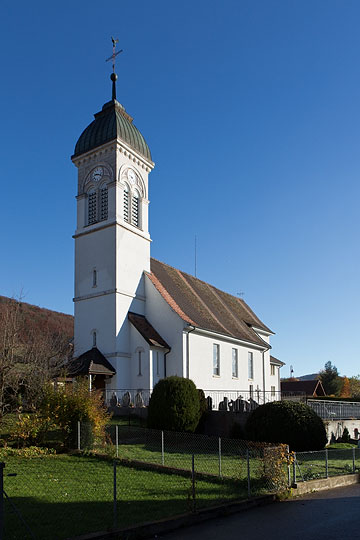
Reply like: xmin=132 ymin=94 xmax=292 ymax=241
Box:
xmin=232 ymin=348 xmax=238 ymax=378
xmin=213 ymin=344 xmax=220 ymax=377
xmin=248 ymin=351 xmax=254 ymax=380
xmin=270 ymin=364 xmax=275 ymax=376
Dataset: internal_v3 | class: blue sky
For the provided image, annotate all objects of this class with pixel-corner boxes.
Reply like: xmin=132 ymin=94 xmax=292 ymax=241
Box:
xmin=1 ymin=0 xmax=359 ymax=377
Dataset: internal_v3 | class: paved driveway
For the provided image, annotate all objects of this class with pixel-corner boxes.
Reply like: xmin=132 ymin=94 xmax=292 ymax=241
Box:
xmin=159 ymin=484 xmax=360 ymax=540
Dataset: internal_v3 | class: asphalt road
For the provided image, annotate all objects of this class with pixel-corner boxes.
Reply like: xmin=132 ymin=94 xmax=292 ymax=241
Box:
xmin=159 ymin=484 xmax=360 ymax=540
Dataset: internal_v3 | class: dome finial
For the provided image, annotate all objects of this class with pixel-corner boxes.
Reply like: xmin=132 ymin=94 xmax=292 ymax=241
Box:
xmin=106 ymin=37 xmax=123 ymax=101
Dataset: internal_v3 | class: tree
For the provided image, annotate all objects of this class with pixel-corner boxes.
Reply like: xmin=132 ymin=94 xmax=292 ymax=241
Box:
xmin=147 ymin=376 xmax=201 ymax=432
xmin=245 ymin=400 xmax=327 ymax=451
xmin=319 ymin=361 xmax=341 ymax=396
xmin=349 ymin=376 xmax=360 ymax=398
xmin=0 ymin=296 xmax=72 ymax=416
xmin=0 ymin=297 xmax=23 ymax=416
xmin=340 ymin=377 xmax=351 ymax=398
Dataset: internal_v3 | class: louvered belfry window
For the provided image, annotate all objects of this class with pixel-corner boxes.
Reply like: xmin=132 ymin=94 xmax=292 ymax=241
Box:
xmin=124 ymin=185 xmax=129 ymax=222
xmin=87 ymin=186 xmax=109 ymax=225
xmin=100 ymin=187 xmax=108 ymax=221
xmin=88 ymin=192 xmax=97 ymax=225
xmin=132 ymin=191 xmax=139 ymax=227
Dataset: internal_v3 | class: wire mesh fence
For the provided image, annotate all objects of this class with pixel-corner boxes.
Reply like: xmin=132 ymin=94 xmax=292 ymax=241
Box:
xmin=293 ymin=447 xmax=360 ymax=483
xmin=1 ymin=425 xmax=289 ymax=540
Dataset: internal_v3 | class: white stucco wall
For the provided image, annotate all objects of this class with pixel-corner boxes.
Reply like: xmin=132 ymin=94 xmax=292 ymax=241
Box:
xmin=187 ymin=330 xmax=266 ymax=393
xmin=144 ymin=276 xmax=186 ymax=377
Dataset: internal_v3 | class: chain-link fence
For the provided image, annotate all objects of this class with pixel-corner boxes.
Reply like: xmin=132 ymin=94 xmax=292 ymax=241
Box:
xmin=293 ymin=447 xmax=360 ymax=483
xmin=1 ymin=426 xmax=289 ymax=540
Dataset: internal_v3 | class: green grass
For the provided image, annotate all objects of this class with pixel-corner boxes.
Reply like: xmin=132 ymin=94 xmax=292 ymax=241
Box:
xmin=2 ymin=453 xmax=249 ymax=540
xmin=295 ymin=448 xmax=360 ymax=481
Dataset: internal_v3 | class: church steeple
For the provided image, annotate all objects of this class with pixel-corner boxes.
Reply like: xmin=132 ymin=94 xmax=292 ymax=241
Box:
xmin=72 ymin=46 xmax=154 ymax=369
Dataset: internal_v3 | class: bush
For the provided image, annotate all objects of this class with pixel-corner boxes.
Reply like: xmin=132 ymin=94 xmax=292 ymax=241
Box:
xmin=40 ymin=380 xmax=110 ymax=449
xmin=147 ymin=376 xmax=201 ymax=432
xmin=245 ymin=400 xmax=327 ymax=451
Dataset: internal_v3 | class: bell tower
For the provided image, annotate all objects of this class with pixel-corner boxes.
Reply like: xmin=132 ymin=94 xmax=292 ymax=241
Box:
xmin=71 ymin=44 xmax=154 ymax=389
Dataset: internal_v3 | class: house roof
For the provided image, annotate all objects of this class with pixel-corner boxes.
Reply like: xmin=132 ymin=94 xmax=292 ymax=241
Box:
xmin=128 ymin=312 xmax=170 ymax=349
xmin=146 ymin=258 xmax=273 ymax=348
xmin=67 ymin=347 xmax=116 ymax=377
xmin=270 ymin=355 xmax=285 ymax=367
xmin=281 ymin=379 xmax=326 ymax=397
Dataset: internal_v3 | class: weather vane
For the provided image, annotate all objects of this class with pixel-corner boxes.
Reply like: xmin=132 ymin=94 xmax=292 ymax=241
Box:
xmin=106 ymin=37 xmax=123 ymax=100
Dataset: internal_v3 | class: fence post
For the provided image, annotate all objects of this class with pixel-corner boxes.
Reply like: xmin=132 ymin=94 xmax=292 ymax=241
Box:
xmin=113 ymin=461 xmax=117 ymax=530
xmin=191 ymin=454 xmax=196 ymax=512
xmin=116 ymin=425 xmax=119 ymax=458
xmin=218 ymin=437 xmax=222 ymax=478
xmin=77 ymin=420 xmax=81 ymax=451
xmin=352 ymin=447 xmax=356 ymax=473
xmin=286 ymin=445 xmax=291 ymax=487
xmin=0 ymin=462 xmax=4 ymax=540
xmin=246 ymin=450 xmax=251 ymax=498
xmin=292 ymin=452 xmax=297 ymax=486
xmin=161 ymin=431 xmax=165 ymax=466
xmin=325 ymin=449 xmax=328 ymax=478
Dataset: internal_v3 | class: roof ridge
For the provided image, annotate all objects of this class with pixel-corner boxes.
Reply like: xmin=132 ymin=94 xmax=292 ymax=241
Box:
xmin=150 ymin=257 xmax=271 ymax=333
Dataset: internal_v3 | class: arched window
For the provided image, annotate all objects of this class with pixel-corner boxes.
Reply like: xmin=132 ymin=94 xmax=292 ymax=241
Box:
xmin=87 ymin=184 xmax=108 ymax=226
xmin=121 ymin=169 xmax=143 ymax=229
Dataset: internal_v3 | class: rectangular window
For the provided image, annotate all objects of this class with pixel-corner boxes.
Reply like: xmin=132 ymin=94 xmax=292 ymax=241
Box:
xmin=249 ymin=384 xmax=253 ymax=398
xmin=271 ymin=386 xmax=276 ymax=397
xmin=213 ymin=344 xmax=220 ymax=376
xmin=138 ymin=351 xmax=142 ymax=376
xmin=156 ymin=351 xmax=160 ymax=376
xmin=248 ymin=351 xmax=254 ymax=379
xmin=92 ymin=269 xmax=97 ymax=287
xmin=270 ymin=364 xmax=275 ymax=376
xmin=232 ymin=348 xmax=238 ymax=378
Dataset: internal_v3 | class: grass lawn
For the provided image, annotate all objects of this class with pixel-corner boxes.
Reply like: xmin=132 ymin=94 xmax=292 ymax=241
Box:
xmin=2 ymin=453 xmax=247 ymax=540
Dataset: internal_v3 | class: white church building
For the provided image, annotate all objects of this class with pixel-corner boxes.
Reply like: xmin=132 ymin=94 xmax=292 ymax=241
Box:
xmin=69 ymin=65 xmax=284 ymax=410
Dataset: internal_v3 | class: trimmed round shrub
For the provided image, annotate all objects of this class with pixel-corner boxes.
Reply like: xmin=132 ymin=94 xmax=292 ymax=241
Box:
xmin=148 ymin=376 xmax=201 ymax=432
xmin=245 ymin=400 xmax=327 ymax=451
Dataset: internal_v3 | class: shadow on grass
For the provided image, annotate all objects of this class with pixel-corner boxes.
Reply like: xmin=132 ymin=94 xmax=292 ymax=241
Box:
xmin=4 ymin=487 xmax=247 ymax=540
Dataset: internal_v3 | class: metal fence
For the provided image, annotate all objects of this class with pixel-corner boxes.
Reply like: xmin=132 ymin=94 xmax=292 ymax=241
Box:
xmin=307 ymin=399 xmax=360 ymax=420
xmin=293 ymin=447 xmax=360 ymax=484
xmin=1 ymin=427 xmax=288 ymax=540
xmin=104 ymin=388 xmax=306 ymax=409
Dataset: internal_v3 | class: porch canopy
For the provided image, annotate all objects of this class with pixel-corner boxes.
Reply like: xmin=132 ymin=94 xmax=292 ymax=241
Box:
xmin=67 ymin=347 xmax=116 ymax=377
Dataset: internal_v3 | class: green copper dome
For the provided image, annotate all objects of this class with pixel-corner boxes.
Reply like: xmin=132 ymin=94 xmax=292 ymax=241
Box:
xmin=73 ymin=99 xmax=151 ymax=161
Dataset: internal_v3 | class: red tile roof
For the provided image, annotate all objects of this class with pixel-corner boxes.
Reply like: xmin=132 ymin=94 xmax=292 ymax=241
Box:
xmin=147 ymin=258 xmax=272 ymax=348
xmin=128 ymin=312 xmax=170 ymax=349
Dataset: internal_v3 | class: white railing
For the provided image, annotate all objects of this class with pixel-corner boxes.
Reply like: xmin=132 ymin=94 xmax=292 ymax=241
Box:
xmin=308 ymin=399 xmax=360 ymax=420
xmin=104 ymin=388 xmax=305 ymax=410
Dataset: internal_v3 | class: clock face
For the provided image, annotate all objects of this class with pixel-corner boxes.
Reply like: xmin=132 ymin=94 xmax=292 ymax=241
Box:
xmin=92 ymin=167 xmax=103 ymax=182
xmin=128 ymin=169 xmax=136 ymax=184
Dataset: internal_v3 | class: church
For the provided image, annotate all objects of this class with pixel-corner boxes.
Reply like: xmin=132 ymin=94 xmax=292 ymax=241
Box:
xmin=69 ymin=55 xmax=284 ymax=409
